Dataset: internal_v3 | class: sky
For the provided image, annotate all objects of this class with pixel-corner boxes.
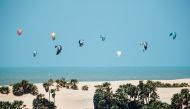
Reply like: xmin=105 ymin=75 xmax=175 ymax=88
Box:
xmin=0 ymin=0 xmax=190 ymax=67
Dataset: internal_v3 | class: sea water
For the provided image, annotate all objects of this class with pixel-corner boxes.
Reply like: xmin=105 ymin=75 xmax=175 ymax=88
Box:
xmin=0 ymin=67 xmax=190 ymax=85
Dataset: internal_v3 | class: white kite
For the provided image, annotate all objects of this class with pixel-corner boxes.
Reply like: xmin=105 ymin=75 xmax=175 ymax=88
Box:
xmin=116 ymin=50 xmax=122 ymax=57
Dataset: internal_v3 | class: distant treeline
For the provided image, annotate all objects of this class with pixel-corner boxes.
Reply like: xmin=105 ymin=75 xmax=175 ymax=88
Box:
xmin=147 ymin=80 xmax=189 ymax=88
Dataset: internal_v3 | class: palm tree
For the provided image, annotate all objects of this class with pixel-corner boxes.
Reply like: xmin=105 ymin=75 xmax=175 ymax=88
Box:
xmin=147 ymin=100 xmax=171 ymax=109
xmin=114 ymin=85 xmax=130 ymax=108
xmin=51 ymin=89 xmax=56 ymax=103
xmin=56 ymin=77 xmax=66 ymax=88
xmin=93 ymin=82 xmax=113 ymax=109
xmin=171 ymin=93 xmax=183 ymax=109
xmin=70 ymin=79 xmax=79 ymax=90
xmin=180 ymin=88 xmax=190 ymax=108
xmin=33 ymin=93 xmax=56 ymax=109
xmin=43 ymin=82 xmax=50 ymax=101
xmin=93 ymin=88 xmax=104 ymax=109
xmin=146 ymin=80 xmax=156 ymax=92
xmin=138 ymin=81 xmax=150 ymax=104
xmin=30 ymin=85 xmax=38 ymax=95
xmin=137 ymin=81 xmax=144 ymax=101
xmin=20 ymin=80 xmax=32 ymax=94
xmin=105 ymin=85 xmax=113 ymax=108
xmin=125 ymin=84 xmax=138 ymax=100
xmin=150 ymin=90 xmax=159 ymax=102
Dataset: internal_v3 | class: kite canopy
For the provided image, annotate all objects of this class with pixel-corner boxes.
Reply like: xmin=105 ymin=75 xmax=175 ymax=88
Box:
xmin=17 ymin=28 xmax=23 ymax=36
xmin=33 ymin=51 xmax=37 ymax=57
xmin=116 ymin=50 xmax=122 ymax=57
xmin=100 ymin=34 xmax=106 ymax=41
xmin=79 ymin=40 xmax=84 ymax=47
xmin=55 ymin=45 xmax=62 ymax=55
xmin=140 ymin=41 xmax=148 ymax=52
xmin=169 ymin=32 xmax=176 ymax=40
xmin=51 ymin=32 xmax=56 ymax=40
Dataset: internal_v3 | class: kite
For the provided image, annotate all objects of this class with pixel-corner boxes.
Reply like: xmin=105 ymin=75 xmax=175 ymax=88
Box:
xmin=140 ymin=42 xmax=148 ymax=52
xmin=55 ymin=45 xmax=62 ymax=55
xmin=51 ymin=32 xmax=56 ymax=40
xmin=79 ymin=40 xmax=84 ymax=47
xmin=169 ymin=32 xmax=176 ymax=40
xmin=17 ymin=28 xmax=23 ymax=36
xmin=116 ymin=50 xmax=122 ymax=57
xmin=100 ymin=34 xmax=106 ymax=41
xmin=33 ymin=51 xmax=37 ymax=57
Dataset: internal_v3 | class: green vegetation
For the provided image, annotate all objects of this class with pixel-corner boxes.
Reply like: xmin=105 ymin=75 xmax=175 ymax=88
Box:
xmin=51 ymin=89 xmax=56 ymax=103
xmin=70 ymin=79 xmax=79 ymax=90
xmin=12 ymin=80 xmax=38 ymax=96
xmin=142 ymin=100 xmax=171 ymax=109
xmin=0 ymin=86 xmax=10 ymax=94
xmin=82 ymin=85 xmax=89 ymax=91
xmin=171 ymin=88 xmax=190 ymax=109
xmin=55 ymin=77 xmax=67 ymax=88
xmin=55 ymin=78 xmax=79 ymax=90
xmin=93 ymin=80 xmax=190 ymax=109
xmin=2 ymin=79 xmax=189 ymax=109
xmin=33 ymin=94 xmax=56 ymax=109
xmin=48 ymin=79 xmax=54 ymax=86
xmin=65 ymin=82 xmax=71 ymax=89
xmin=152 ymin=81 xmax=189 ymax=88
xmin=43 ymin=79 xmax=57 ymax=104
xmin=0 ymin=100 xmax=25 ymax=109
xmin=43 ymin=78 xmax=56 ymax=101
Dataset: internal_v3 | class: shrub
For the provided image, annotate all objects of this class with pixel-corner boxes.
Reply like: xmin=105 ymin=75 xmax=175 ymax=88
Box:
xmin=164 ymin=83 xmax=172 ymax=87
xmin=0 ymin=86 xmax=10 ymax=94
xmin=71 ymin=84 xmax=78 ymax=90
xmin=82 ymin=85 xmax=89 ymax=91
xmin=12 ymin=80 xmax=38 ymax=96
xmin=179 ymin=83 xmax=189 ymax=87
xmin=33 ymin=94 xmax=56 ymax=109
xmin=55 ymin=78 xmax=67 ymax=88
xmin=172 ymin=83 xmax=180 ymax=87
xmin=70 ymin=79 xmax=79 ymax=90
xmin=94 ymin=85 xmax=102 ymax=89
xmin=0 ymin=100 xmax=25 ymax=109
xmin=149 ymin=81 xmax=189 ymax=88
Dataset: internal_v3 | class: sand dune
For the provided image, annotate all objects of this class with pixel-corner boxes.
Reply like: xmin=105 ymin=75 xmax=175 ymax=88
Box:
xmin=0 ymin=79 xmax=190 ymax=109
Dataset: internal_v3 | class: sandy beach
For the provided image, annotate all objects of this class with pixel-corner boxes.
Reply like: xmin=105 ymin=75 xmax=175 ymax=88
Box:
xmin=0 ymin=78 xmax=190 ymax=109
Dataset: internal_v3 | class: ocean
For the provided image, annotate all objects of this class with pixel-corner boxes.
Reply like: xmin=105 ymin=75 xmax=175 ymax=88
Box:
xmin=0 ymin=67 xmax=190 ymax=85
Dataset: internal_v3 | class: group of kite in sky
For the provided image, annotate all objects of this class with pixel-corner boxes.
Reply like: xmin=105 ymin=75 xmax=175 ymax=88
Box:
xmin=17 ymin=28 xmax=177 ymax=58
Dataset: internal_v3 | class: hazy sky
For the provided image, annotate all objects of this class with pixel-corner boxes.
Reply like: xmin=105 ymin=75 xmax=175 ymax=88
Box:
xmin=0 ymin=0 xmax=190 ymax=67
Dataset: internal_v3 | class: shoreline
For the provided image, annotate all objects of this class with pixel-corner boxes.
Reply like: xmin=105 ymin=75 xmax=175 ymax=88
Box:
xmin=0 ymin=78 xmax=190 ymax=109
xmin=2 ymin=78 xmax=190 ymax=86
